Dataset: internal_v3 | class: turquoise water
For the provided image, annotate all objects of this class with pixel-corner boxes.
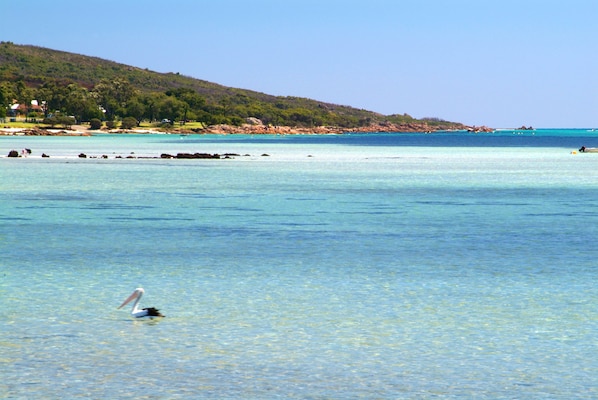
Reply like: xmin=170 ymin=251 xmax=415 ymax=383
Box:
xmin=1 ymin=132 xmax=597 ymax=398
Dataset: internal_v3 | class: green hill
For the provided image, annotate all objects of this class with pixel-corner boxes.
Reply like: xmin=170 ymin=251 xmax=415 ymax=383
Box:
xmin=0 ymin=42 xmax=468 ymax=130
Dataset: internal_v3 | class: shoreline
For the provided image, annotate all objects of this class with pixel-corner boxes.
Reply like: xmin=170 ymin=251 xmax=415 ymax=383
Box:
xmin=0 ymin=122 xmax=493 ymax=136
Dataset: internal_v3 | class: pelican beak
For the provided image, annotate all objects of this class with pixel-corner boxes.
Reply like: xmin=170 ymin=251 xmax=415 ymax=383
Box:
xmin=118 ymin=291 xmax=138 ymax=309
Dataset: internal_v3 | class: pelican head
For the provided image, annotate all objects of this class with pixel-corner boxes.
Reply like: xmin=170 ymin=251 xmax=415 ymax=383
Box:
xmin=118 ymin=287 xmax=144 ymax=309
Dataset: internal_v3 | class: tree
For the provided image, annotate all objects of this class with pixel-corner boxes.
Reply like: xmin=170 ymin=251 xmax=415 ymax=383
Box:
xmin=63 ymin=84 xmax=102 ymax=123
xmin=43 ymin=115 xmax=75 ymax=128
xmin=287 ymin=108 xmax=315 ymax=127
xmin=0 ymin=84 xmax=7 ymax=120
xmin=157 ymin=96 xmax=186 ymax=123
xmin=125 ymin=97 xmax=145 ymax=125
xmin=59 ymin=115 xmax=76 ymax=128
xmin=0 ymin=83 xmax=8 ymax=108
xmin=140 ymin=92 xmax=165 ymax=122
xmin=80 ymin=99 xmax=104 ymax=122
xmin=164 ymin=88 xmax=206 ymax=125
xmin=165 ymin=87 xmax=206 ymax=109
xmin=92 ymin=77 xmax=138 ymax=120
xmin=89 ymin=118 xmax=102 ymax=130
xmin=120 ymin=117 xmax=137 ymax=130
xmin=111 ymin=77 xmax=137 ymax=108
xmin=219 ymin=98 xmax=232 ymax=117
xmin=43 ymin=116 xmax=59 ymax=127
xmin=14 ymin=79 xmax=33 ymax=106
xmin=35 ymin=80 xmax=69 ymax=117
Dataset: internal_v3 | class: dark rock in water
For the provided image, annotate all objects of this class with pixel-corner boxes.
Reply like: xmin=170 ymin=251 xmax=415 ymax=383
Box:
xmin=161 ymin=153 xmax=221 ymax=159
xmin=42 ymin=153 xmax=50 ymax=158
xmin=176 ymin=152 xmax=194 ymax=159
xmin=261 ymin=153 xmax=270 ymax=157
xmin=8 ymin=150 xmax=19 ymax=157
xmin=176 ymin=152 xmax=221 ymax=159
xmin=78 ymin=153 xmax=87 ymax=158
xmin=101 ymin=155 xmax=108 ymax=159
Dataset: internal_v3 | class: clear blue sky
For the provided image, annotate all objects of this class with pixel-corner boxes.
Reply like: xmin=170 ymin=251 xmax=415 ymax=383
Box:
xmin=3 ymin=0 xmax=597 ymax=128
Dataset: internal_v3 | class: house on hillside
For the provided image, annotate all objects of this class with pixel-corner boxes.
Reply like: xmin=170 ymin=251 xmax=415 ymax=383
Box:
xmin=9 ymin=100 xmax=44 ymax=119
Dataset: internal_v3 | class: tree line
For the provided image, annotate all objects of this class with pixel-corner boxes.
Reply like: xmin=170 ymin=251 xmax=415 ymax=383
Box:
xmin=0 ymin=76 xmax=378 ymax=128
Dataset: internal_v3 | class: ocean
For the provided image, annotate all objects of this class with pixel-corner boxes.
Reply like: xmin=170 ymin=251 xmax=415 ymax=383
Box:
xmin=1 ymin=130 xmax=597 ymax=398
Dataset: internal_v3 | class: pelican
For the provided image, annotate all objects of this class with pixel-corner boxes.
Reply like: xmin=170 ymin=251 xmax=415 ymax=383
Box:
xmin=118 ymin=288 xmax=164 ymax=319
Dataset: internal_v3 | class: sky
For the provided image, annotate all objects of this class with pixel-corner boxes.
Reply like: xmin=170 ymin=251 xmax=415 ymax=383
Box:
xmin=3 ymin=0 xmax=597 ymax=128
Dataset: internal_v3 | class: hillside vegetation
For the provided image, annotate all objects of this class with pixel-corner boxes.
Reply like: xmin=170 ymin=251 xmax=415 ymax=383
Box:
xmin=0 ymin=42 xmax=469 ymax=131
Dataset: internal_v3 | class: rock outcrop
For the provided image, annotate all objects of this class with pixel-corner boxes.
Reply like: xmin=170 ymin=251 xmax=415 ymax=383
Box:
xmin=161 ymin=153 xmax=221 ymax=159
xmin=196 ymin=122 xmax=492 ymax=135
xmin=2 ymin=122 xmax=493 ymax=137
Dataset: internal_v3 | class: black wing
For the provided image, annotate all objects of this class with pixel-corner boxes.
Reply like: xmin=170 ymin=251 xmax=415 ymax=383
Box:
xmin=143 ymin=307 xmax=165 ymax=317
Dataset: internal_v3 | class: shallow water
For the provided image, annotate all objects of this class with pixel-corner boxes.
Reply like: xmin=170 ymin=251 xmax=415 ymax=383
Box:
xmin=1 ymin=132 xmax=597 ymax=398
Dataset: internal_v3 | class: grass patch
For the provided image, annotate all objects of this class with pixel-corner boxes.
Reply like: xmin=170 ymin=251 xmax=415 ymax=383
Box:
xmin=1 ymin=120 xmax=37 ymax=128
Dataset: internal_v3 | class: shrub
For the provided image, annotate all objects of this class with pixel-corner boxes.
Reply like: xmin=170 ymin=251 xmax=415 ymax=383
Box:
xmin=59 ymin=116 xmax=76 ymax=128
xmin=43 ymin=115 xmax=75 ymax=128
xmin=229 ymin=116 xmax=245 ymax=126
xmin=89 ymin=118 xmax=102 ymax=130
xmin=43 ymin=116 xmax=58 ymax=127
xmin=105 ymin=120 xmax=116 ymax=129
xmin=121 ymin=117 xmax=137 ymax=130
